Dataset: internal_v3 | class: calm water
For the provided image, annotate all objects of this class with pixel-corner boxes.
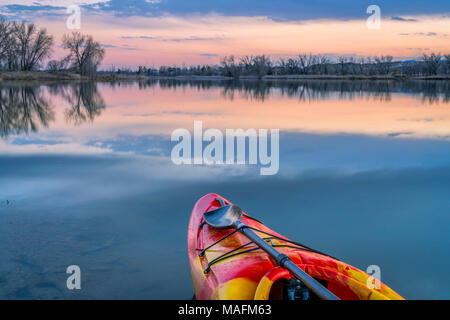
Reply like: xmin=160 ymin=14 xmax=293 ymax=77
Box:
xmin=0 ymin=80 xmax=449 ymax=299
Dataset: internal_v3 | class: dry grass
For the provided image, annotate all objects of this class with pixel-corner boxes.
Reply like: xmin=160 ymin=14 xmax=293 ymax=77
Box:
xmin=1 ymin=71 xmax=448 ymax=83
xmin=0 ymin=71 xmax=150 ymax=82
xmin=0 ymin=71 xmax=83 ymax=81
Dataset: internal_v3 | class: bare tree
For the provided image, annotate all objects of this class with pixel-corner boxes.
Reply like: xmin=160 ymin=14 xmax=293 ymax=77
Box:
xmin=315 ymin=55 xmax=330 ymax=75
xmin=356 ymin=57 xmax=366 ymax=75
xmin=12 ymin=21 xmax=53 ymax=71
xmin=62 ymin=32 xmax=105 ymax=76
xmin=277 ymin=58 xmax=287 ymax=75
xmin=347 ymin=56 xmax=357 ymax=75
xmin=0 ymin=19 xmax=12 ymax=66
xmin=444 ymin=54 xmax=450 ymax=74
xmin=0 ymin=19 xmax=18 ymax=70
xmin=252 ymin=55 xmax=272 ymax=78
xmin=240 ymin=55 xmax=254 ymax=75
xmin=297 ymin=54 xmax=307 ymax=74
xmin=221 ymin=55 xmax=240 ymax=77
xmin=374 ymin=55 xmax=393 ymax=75
xmin=422 ymin=53 xmax=442 ymax=75
xmin=282 ymin=58 xmax=301 ymax=74
xmin=364 ymin=57 xmax=374 ymax=75
xmin=337 ymin=56 xmax=348 ymax=75
xmin=47 ymin=56 xmax=71 ymax=72
xmin=298 ymin=54 xmax=318 ymax=74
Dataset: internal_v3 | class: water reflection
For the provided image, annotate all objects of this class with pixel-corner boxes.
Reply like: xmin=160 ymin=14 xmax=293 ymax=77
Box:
xmin=0 ymin=82 xmax=105 ymax=138
xmin=0 ymin=85 xmax=54 ymax=138
xmin=50 ymin=83 xmax=106 ymax=125
xmin=1 ymin=79 xmax=449 ymax=140
xmin=140 ymin=79 xmax=450 ymax=103
xmin=1 ymin=79 xmax=449 ymax=299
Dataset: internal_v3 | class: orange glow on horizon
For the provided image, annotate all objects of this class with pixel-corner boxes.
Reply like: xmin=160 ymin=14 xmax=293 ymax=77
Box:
xmin=32 ymin=13 xmax=450 ymax=68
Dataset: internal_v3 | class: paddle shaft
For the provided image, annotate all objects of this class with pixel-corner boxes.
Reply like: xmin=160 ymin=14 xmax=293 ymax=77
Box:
xmin=234 ymin=221 xmax=340 ymax=300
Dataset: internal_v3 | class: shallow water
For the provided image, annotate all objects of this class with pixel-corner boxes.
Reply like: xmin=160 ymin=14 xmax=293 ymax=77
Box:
xmin=0 ymin=79 xmax=449 ymax=299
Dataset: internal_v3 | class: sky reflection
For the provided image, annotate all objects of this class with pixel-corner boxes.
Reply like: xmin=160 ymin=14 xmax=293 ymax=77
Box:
xmin=1 ymin=80 xmax=450 ymax=158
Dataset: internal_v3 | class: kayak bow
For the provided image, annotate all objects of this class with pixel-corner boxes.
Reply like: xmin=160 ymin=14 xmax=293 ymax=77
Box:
xmin=188 ymin=193 xmax=404 ymax=300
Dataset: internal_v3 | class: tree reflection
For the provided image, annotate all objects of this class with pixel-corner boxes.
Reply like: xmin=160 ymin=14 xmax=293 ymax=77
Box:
xmin=1 ymin=79 xmax=448 ymax=139
xmin=50 ymin=82 xmax=106 ymax=125
xmin=143 ymin=79 xmax=450 ymax=103
xmin=0 ymin=82 xmax=106 ymax=138
xmin=0 ymin=85 xmax=54 ymax=138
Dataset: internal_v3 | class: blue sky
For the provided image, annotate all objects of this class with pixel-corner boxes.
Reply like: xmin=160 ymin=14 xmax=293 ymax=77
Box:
xmin=2 ymin=0 xmax=450 ymax=20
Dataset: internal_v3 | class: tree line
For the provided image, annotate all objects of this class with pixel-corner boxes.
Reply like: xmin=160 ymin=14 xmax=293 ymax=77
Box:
xmin=142 ymin=53 xmax=450 ymax=78
xmin=0 ymin=19 xmax=104 ymax=76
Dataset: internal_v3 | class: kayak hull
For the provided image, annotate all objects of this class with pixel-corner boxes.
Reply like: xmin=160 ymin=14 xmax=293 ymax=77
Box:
xmin=188 ymin=193 xmax=404 ymax=300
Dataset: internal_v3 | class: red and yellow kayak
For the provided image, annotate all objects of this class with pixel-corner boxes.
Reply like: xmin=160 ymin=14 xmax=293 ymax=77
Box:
xmin=188 ymin=193 xmax=404 ymax=300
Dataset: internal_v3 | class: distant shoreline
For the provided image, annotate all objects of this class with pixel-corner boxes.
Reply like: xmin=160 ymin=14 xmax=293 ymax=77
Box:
xmin=0 ymin=71 xmax=449 ymax=83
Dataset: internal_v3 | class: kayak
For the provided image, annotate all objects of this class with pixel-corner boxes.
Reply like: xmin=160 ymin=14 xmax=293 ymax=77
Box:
xmin=188 ymin=193 xmax=404 ymax=300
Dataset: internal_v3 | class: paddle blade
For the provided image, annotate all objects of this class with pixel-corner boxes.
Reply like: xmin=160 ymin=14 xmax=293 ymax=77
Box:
xmin=203 ymin=204 xmax=243 ymax=229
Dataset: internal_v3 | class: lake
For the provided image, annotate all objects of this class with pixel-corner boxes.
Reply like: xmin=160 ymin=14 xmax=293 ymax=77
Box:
xmin=0 ymin=79 xmax=449 ymax=299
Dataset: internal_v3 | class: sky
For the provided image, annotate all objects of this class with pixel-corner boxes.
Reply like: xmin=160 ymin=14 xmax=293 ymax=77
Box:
xmin=0 ymin=0 xmax=449 ymax=68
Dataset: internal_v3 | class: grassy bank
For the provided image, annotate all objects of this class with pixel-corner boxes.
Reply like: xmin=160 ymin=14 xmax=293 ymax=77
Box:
xmin=1 ymin=71 xmax=449 ymax=83
xmin=0 ymin=71 xmax=150 ymax=83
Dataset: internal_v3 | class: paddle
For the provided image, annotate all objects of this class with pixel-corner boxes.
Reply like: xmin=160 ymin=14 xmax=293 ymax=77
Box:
xmin=203 ymin=203 xmax=340 ymax=300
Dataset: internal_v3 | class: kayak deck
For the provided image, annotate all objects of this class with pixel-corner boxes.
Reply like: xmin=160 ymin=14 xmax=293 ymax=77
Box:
xmin=188 ymin=193 xmax=404 ymax=300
